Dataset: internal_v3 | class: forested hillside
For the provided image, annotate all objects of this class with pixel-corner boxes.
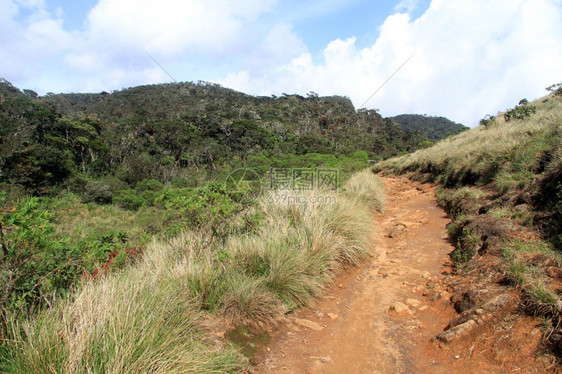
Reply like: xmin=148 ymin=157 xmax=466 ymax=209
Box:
xmin=39 ymin=81 xmax=424 ymax=161
xmin=389 ymin=114 xmax=468 ymax=140
xmin=0 ymin=79 xmax=431 ymax=199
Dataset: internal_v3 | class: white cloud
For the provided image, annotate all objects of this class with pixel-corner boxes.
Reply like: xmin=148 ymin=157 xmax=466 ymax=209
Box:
xmin=0 ymin=0 xmax=76 ymax=88
xmin=84 ymin=0 xmax=275 ymax=57
xmin=262 ymin=23 xmax=307 ymax=65
xmin=395 ymin=0 xmax=420 ymax=13
xmin=13 ymin=0 xmax=44 ymax=10
xmin=0 ymin=0 xmax=279 ymax=93
xmin=221 ymin=0 xmax=562 ymax=126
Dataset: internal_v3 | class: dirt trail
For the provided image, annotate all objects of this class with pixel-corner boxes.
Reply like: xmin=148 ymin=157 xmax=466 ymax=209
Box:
xmin=254 ymin=176 xmax=503 ymax=373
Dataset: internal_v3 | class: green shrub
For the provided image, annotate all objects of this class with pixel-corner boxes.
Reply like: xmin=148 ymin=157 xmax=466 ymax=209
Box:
xmin=546 ymin=82 xmax=562 ymax=97
xmin=135 ymin=178 xmax=164 ymax=192
xmin=479 ymin=114 xmax=495 ymax=127
xmin=114 ymin=188 xmax=145 ymax=210
xmin=504 ymin=104 xmax=536 ymax=122
xmin=0 ymin=194 xmax=83 ymax=319
xmin=418 ymin=139 xmax=435 ymax=148
xmin=114 ymin=179 xmax=164 ymax=210
xmin=82 ymin=181 xmax=112 ymax=204
xmin=295 ymin=135 xmax=333 ymax=155
xmin=156 ymin=183 xmax=238 ymax=236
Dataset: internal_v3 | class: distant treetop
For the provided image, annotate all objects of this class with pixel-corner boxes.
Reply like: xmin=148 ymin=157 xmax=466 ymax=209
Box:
xmin=388 ymin=114 xmax=468 ymax=141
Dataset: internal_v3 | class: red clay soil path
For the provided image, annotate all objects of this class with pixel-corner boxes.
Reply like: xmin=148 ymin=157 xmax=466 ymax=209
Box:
xmin=254 ymin=176 xmax=513 ymax=373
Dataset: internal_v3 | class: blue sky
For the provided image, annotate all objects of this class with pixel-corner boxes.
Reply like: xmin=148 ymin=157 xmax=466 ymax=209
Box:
xmin=1 ymin=0 xmax=561 ymax=126
xmin=44 ymin=0 xmax=98 ymax=30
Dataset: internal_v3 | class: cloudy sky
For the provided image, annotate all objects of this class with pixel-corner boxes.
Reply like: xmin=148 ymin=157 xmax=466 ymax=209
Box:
xmin=1 ymin=0 xmax=561 ymax=126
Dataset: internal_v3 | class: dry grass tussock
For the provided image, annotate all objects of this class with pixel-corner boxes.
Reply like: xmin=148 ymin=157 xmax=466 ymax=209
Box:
xmin=2 ymin=169 xmax=385 ymax=373
xmin=4 ymin=234 xmax=245 ymax=374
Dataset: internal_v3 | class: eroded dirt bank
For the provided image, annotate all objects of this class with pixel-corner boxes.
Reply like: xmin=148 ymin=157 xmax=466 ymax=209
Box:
xmin=254 ymin=176 xmax=554 ymax=373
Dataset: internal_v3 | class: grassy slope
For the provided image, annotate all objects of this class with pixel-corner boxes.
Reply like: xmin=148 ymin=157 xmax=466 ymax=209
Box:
xmin=376 ymin=95 xmax=561 ymax=188
xmin=375 ymin=93 xmax=561 ymax=248
xmin=374 ymin=92 xmax=562 ymax=355
xmin=1 ymin=170 xmax=384 ymax=373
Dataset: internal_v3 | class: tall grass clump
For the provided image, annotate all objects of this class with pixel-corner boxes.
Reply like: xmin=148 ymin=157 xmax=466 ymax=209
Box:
xmin=522 ymin=282 xmax=561 ymax=322
xmin=2 ymin=238 xmax=245 ymax=373
xmin=221 ymin=168 xmax=384 ymax=321
xmin=342 ymin=169 xmax=386 ymax=212
xmin=227 ymin=227 xmax=331 ymax=313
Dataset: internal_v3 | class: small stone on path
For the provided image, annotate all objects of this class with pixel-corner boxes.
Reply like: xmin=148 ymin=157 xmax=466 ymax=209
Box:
xmin=406 ymin=298 xmax=421 ymax=308
xmin=294 ymin=318 xmax=324 ymax=331
xmin=390 ymin=302 xmax=413 ymax=317
xmin=388 ymin=224 xmax=408 ymax=238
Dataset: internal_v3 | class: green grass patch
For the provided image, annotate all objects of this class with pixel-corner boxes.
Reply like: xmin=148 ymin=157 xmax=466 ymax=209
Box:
xmin=505 ymin=259 xmax=531 ymax=286
xmin=505 ymin=239 xmax=560 ymax=262
xmin=489 ymin=206 xmax=533 ymax=226
xmin=522 ymin=282 xmax=561 ymax=320
xmin=451 ymin=227 xmax=480 ymax=267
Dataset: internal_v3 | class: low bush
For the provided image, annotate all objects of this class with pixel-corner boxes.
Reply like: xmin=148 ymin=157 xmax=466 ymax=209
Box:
xmin=156 ymin=183 xmax=238 ymax=236
xmin=504 ymin=104 xmax=536 ymax=122
xmin=0 ymin=194 xmax=83 ymax=321
xmin=479 ymin=114 xmax=496 ymax=127
xmin=546 ymin=82 xmax=562 ymax=97
xmin=82 ymin=181 xmax=112 ymax=204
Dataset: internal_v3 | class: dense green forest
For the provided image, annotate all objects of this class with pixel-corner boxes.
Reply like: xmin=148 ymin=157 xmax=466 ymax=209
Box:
xmin=2 ymin=79 xmax=469 ymax=202
xmin=389 ymin=114 xmax=468 ymax=141
xmin=1 ymin=79 xmax=434 ymax=198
